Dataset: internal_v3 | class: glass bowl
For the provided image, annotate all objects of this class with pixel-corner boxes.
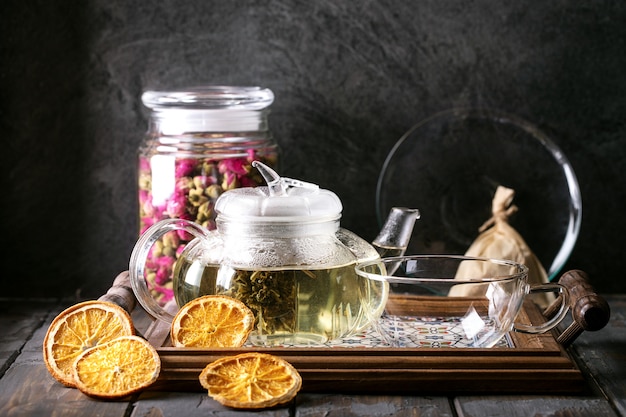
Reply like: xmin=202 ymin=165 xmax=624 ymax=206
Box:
xmin=355 ymin=255 xmax=569 ymax=348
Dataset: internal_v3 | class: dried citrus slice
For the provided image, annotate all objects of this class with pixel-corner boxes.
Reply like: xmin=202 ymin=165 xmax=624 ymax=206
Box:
xmin=72 ymin=335 xmax=160 ymax=399
xmin=170 ymin=295 xmax=255 ymax=348
xmin=199 ymin=352 xmax=302 ymax=409
xmin=43 ymin=300 xmax=134 ymax=387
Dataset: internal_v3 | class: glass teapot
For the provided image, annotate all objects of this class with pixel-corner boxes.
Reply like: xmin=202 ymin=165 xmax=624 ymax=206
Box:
xmin=129 ymin=161 xmax=419 ymax=346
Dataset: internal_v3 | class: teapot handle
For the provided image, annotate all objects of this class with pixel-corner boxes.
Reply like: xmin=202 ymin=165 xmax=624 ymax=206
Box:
xmin=129 ymin=218 xmax=213 ymax=323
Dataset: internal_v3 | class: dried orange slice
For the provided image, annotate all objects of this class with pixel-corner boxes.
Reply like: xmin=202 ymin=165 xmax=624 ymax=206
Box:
xmin=199 ymin=352 xmax=302 ymax=409
xmin=43 ymin=300 xmax=134 ymax=387
xmin=72 ymin=335 xmax=160 ymax=399
xmin=170 ymin=295 xmax=255 ymax=348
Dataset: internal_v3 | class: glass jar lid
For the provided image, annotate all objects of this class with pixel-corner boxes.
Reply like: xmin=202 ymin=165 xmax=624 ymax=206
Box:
xmin=142 ymin=86 xmax=274 ymax=133
xmin=142 ymin=86 xmax=274 ymax=110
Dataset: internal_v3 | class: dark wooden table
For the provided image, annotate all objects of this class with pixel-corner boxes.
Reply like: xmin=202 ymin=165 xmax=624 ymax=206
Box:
xmin=1 ymin=295 xmax=624 ymax=417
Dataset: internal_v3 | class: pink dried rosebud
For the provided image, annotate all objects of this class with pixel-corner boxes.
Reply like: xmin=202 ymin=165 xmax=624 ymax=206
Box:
xmin=157 ymin=255 xmax=176 ymax=269
xmin=221 ymin=171 xmax=239 ymax=190
xmin=140 ymin=218 xmax=155 ymax=234
xmin=180 ymin=212 xmax=194 ymax=221
xmin=166 ymin=195 xmax=187 ymax=218
xmin=156 ymin=286 xmax=174 ymax=302
xmin=154 ymin=267 xmax=171 ymax=285
xmin=145 ymin=256 xmax=157 ymax=270
xmin=201 ymin=219 xmax=217 ymax=230
xmin=218 ymin=158 xmax=249 ymax=176
xmin=139 ymin=157 xmax=151 ymax=172
xmin=138 ymin=189 xmax=149 ymax=205
xmin=152 ymin=203 xmax=167 ymax=219
xmin=154 ymin=258 xmax=175 ymax=286
xmin=142 ymin=199 xmax=155 ymax=217
xmin=239 ymin=175 xmax=258 ymax=187
xmin=154 ymin=269 xmax=168 ymax=284
xmin=177 ymin=230 xmax=194 ymax=241
xmin=175 ymin=176 xmax=193 ymax=193
xmin=175 ymin=159 xmax=197 ymax=177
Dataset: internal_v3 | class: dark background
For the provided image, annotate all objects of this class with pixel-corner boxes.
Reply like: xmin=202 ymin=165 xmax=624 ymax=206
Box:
xmin=2 ymin=1 xmax=625 ymax=299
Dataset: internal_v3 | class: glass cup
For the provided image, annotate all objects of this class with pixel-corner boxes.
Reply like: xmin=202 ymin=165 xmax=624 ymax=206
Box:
xmin=354 ymin=255 xmax=569 ymax=348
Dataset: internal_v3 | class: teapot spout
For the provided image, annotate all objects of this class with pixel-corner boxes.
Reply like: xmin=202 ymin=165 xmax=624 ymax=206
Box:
xmin=372 ymin=207 xmax=420 ymax=257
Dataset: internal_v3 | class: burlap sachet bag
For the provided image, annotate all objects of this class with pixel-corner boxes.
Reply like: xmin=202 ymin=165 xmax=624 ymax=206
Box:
xmin=449 ymin=185 xmax=554 ymax=308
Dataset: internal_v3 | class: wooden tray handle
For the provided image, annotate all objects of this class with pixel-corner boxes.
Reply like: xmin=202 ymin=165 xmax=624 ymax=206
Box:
xmin=543 ymin=269 xmax=611 ymax=348
xmin=97 ymin=271 xmax=136 ymax=314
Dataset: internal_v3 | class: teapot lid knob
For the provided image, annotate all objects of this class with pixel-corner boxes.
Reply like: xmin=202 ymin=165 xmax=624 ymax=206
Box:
xmin=252 ymin=160 xmax=319 ymax=196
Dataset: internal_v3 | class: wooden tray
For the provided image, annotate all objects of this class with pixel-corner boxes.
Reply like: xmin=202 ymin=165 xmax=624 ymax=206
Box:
xmin=101 ymin=270 xmax=610 ymax=395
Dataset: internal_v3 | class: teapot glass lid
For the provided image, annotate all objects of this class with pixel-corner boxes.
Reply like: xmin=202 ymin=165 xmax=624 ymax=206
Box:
xmin=376 ymin=108 xmax=582 ymax=281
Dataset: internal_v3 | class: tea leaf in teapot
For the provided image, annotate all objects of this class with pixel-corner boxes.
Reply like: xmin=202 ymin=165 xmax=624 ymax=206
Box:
xmin=229 ymin=270 xmax=298 ymax=335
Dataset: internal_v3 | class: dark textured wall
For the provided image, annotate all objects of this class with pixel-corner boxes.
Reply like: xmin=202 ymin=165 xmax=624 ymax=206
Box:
xmin=2 ymin=1 xmax=625 ymax=298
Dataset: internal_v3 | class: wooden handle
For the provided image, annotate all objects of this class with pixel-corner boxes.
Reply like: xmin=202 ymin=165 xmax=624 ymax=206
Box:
xmin=98 ymin=271 xmax=136 ymax=314
xmin=544 ymin=269 xmax=610 ymax=348
xmin=559 ymin=270 xmax=611 ymax=331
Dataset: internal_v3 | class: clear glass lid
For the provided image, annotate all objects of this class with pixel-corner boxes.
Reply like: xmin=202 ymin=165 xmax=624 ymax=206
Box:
xmin=376 ymin=108 xmax=582 ymax=281
xmin=141 ymin=86 xmax=274 ymax=133
xmin=141 ymin=86 xmax=274 ymax=110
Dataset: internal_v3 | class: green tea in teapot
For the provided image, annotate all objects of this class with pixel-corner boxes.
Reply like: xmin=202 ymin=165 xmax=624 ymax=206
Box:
xmin=173 ymin=256 xmax=387 ymax=346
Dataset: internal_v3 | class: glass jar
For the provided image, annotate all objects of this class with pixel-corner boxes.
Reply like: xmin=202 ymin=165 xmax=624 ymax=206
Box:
xmin=137 ymin=86 xmax=279 ymax=306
